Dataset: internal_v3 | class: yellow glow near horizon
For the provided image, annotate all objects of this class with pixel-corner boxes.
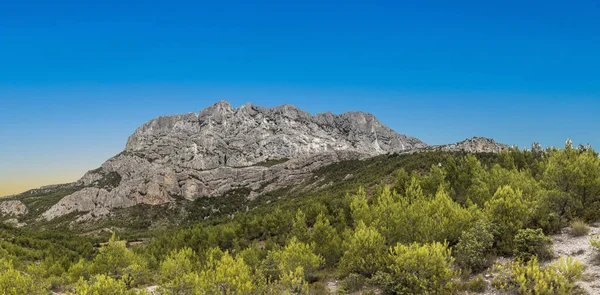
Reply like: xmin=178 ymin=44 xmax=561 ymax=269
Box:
xmin=0 ymin=174 xmax=81 ymax=197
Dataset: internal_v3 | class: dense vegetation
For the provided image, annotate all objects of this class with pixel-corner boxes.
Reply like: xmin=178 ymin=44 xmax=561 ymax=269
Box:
xmin=1 ymin=140 xmax=599 ymax=294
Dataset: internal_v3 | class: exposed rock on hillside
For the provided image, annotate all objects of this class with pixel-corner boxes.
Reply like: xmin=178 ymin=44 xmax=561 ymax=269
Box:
xmin=40 ymin=101 xmax=426 ymax=221
xmin=0 ymin=200 xmax=28 ymax=217
xmin=125 ymin=101 xmax=424 ymax=169
xmin=407 ymin=137 xmax=509 ymax=154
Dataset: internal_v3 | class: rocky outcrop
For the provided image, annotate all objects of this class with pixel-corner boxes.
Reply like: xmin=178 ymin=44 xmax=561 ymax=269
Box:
xmin=438 ymin=137 xmax=509 ymax=153
xmin=0 ymin=200 xmax=28 ymax=217
xmin=41 ymin=101 xmax=426 ymax=221
xmin=124 ymin=101 xmax=425 ymax=169
xmin=408 ymin=137 xmax=509 ymax=154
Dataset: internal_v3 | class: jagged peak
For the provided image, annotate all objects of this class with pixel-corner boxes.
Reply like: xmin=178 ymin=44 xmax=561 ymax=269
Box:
xmin=140 ymin=101 xmax=387 ymax=127
xmin=239 ymin=102 xmax=254 ymax=108
xmin=213 ymin=100 xmax=233 ymax=109
xmin=198 ymin=100 xmax=234 ymax=117
xmin=457 ymin=136 xmax=500 ymax=144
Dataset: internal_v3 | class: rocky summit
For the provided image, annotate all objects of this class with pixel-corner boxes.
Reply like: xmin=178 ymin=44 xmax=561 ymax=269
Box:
xmin=36 ymin=101 xmax=426 ymax=221
xmin=406 ymin=137 xmax=510 ymax=154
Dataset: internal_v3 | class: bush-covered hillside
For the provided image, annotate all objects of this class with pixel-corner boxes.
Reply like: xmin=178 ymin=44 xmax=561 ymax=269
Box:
xmin=1 ymin=140 xmax=598 ymax=294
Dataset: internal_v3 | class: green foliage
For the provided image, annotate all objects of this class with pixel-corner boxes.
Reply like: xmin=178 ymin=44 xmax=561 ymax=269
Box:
xmin=485 ymin=185 xmax=533 ymax=254
xmin=590 ymin=235 xmax=600 ymax=265
xmin=374 ymin=242 xmax=457 ymax=295
xmin=570 ymin=219 xmax=590 ymax=237
xmin=513 ymin=228 xmax=554 ymax=261
xmin=339 ymin=221 xmax=387 ymax=277
xmin=311 ymin=212 xmax=342 ymax=266
xmin=290 ymin=209 xmax=310 ymax=243
xmin=445 ymin=154 xmax=486 ymax=205
xmin=5 ymin=144 xmax=600 ymax=293
xmin=271 ymin=237 xmax=324 ymax=285
xmin=159 ymin=247 xmax=197 ymax=293
xmin=352 ymin=185 xmax=475 ymax=246
xmin=454 ymin=219 xmax=495 ymax=272
xmin=492 ymin=257 xmax=584 ymax=295
xmin=90 ymin=233 xmax=150 ymax=287
xmin=591 ymin=235 xmax=600 ymax=250
xmin=15 ymin=186 xmax=83 ymax=222
xmin=199 ymin=250 xmax=255 ymax=294
xmin=0 ymin=259 xmax=45 ymax=295
xmin=542 ymin=142 xmax=600 ymax=221
xmin=68 ymin=275 xmax=146 ymax=295
xmin=159 ymin=247 xmax=255 ymax=295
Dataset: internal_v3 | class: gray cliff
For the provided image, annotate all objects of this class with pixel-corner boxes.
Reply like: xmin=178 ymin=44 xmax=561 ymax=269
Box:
xmin=40 ymin=101 xmax=426 ymax=221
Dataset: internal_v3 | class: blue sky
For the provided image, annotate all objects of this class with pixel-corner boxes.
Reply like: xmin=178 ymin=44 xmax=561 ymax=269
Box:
xmin=1 ymin=0 xmax=599 ymax=195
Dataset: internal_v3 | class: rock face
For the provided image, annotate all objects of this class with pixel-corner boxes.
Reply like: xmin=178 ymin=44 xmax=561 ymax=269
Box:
xmin=410 ymin=137 xmax=509 ymax=154
xmin=41 ymin=101 xmax=426 ymax=221
xmin=0 ymin=200 xmax=28 ymax=217
xmin=125 ymin=101 xmax=424 ymax=169
xmin=439 ymin=137 xmax=509 ymax=153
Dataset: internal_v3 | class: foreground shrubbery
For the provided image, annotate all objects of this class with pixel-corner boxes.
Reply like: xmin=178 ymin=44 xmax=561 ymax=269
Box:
xmin=492 ymin=257 xmax=583 ymax=295
xmin=373 ymin=242 xmax=457 ymax=295
xmin=454 ymin=219 xmax=495 ymax=273
xmin=513 ymin=228 xmax=554 ymax=262
xmin=1 ymin=141 xmax=599 ymax=293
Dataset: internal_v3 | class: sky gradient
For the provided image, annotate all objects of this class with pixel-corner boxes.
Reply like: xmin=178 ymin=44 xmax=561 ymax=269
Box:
xmin=1 ymin=1 xmax=599 ymax=196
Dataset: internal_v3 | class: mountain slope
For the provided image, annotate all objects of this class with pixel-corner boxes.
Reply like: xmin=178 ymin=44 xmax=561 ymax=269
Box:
xmin=5 ymin=101 xmax=426 ymax=223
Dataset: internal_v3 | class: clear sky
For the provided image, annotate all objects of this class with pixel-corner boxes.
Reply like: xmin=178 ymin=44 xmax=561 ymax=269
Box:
xmin=1 ymin=0 xmax=599 ymax=196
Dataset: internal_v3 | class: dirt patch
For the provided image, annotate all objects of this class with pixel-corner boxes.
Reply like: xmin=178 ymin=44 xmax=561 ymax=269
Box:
xmin=551 ymin=223 xmax=600 ymax=295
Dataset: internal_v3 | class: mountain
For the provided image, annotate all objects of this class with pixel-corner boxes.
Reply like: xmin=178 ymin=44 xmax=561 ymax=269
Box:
xmin=0 ymin=101 xmax=508 ymax=227
xmin=4 ymin=101 xmax=425 ymax=222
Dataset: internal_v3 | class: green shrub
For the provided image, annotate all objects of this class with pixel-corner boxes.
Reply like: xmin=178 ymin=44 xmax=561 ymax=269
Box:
xmin=590 ymin=235 xmax=600 ymax=265
xmin=513 ymin=228 xmax=553 ymax=261
xmin=570 ymin=220 xmax=590 ymax=237
xmin=339 ymin=221 xmax=387 ymax=277
xmin=68 ymin=275 xmax=144 ymax=295
xmin=0 ymin=259 xmax=46 ymax=295
xmin=454 ymin=219 xmax=495 ymax=272
xmin=484 ymin=185 xmax=533 ymax=254
xmin=269 ymin=237 xmax=324 ymax=285
xmin=492 ymin=256 xmax=583 ymax=295
xmin=375 ymin=242 xmax=457 ymax=295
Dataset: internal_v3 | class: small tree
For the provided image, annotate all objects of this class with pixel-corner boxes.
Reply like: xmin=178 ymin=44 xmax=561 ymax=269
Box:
xmin=339 ymin=221 xmax=387 ymax=277
xmin=485 ymin=185 xmax=532 ymax=254
xmin=200 ymin=250 xmax=255 ymax=294
xmin=375 ymin=242 xmax=457 ymax=295
xmin=91 ymin=233 xmax=149 ymax=286
xmin=159 ymin=247 xmax=198 ymax=294
xmin=454 ymin=219 xmax=495 ymax=272
xmin=513 ymin=228 xmax=553 ymax=261
xmin=273 ymin=237 xmax=323 ymax=283
xmin=311 ymin=212 xmax=342 ymax=266
xmin=290 ymin=209 xmax=310 ymax=243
